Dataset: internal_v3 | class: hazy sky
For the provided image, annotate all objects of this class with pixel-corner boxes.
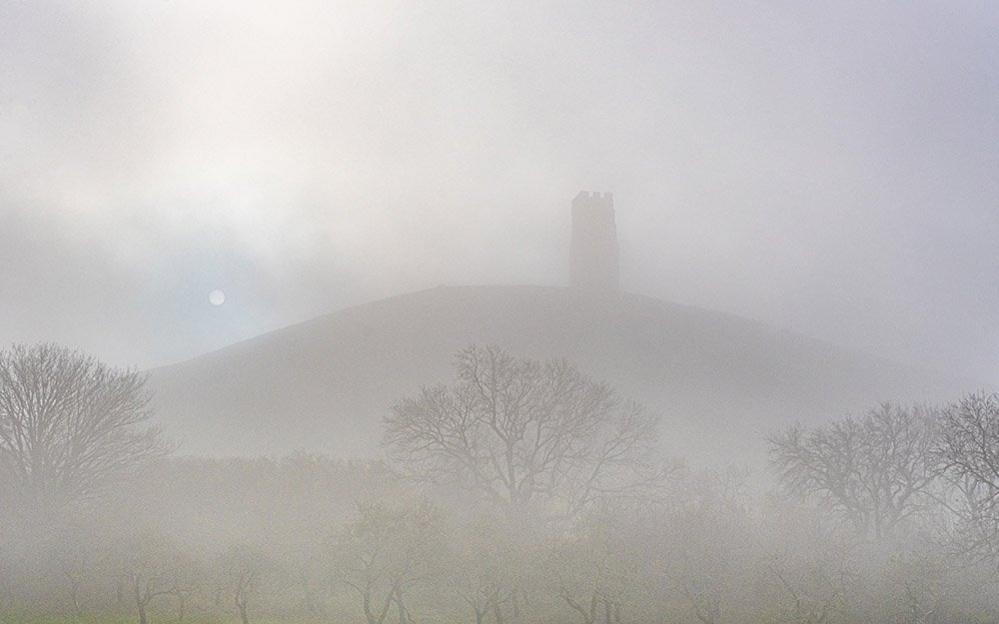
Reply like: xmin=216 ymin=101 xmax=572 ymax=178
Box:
xmin=1 ymin=1 xmax=997 ymax=378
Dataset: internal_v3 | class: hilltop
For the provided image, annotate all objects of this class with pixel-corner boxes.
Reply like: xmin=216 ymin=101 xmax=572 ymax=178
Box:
xmin=149 ymin=285 xmax=972 ymax=465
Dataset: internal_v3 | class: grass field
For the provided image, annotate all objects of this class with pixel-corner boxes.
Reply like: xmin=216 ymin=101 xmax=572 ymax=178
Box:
xmin=0 ymin=615 xmax=331 ymax=624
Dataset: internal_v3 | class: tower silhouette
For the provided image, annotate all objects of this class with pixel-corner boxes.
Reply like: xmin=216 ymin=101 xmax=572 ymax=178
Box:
xmin=570 ymin=191 xmax=619 ymax=296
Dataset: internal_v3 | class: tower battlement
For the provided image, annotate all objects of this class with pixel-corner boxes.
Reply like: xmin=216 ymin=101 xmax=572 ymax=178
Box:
xmin=570 ymin=190 xmax=619 ymax=296
xmin=574 ymin=190 xmax=614 ymax=201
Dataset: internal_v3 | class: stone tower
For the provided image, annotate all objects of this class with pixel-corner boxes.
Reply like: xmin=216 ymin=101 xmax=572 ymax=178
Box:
xmin=570 ymin=191 xmax=619 ymax=295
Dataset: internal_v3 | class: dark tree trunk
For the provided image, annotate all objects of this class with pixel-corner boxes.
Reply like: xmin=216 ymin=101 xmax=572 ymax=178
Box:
xmin=133 ymin=577 xmax=148 ymax=624
xmin=394 ymin=590 xmax=412 ymax=624
xmin=396 ymin=595 xmax=407 ymax=624
xmin=236 ymin=595 xmax=250 ymax=624
xmin=69 ymin=580 xmax=82 ymax=617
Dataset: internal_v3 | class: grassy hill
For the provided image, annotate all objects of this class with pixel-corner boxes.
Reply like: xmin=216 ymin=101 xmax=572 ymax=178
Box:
xmin=149 ymin=285 xmax=974 ymax=465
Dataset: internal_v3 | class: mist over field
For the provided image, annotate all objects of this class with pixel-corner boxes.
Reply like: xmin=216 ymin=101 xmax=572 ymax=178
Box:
xmin=3 ymin=2 xmax=999 ymax=623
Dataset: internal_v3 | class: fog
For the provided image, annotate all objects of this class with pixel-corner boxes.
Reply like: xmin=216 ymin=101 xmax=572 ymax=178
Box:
xmin=3 ymin=1 xmax=999 ymax=376
xmin=3 ymin=1 xmax=999 ymax=623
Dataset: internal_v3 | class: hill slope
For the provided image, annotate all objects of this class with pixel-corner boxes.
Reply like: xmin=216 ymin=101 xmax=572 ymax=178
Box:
xmin=149 ymin=286 xmax=973 ymax=464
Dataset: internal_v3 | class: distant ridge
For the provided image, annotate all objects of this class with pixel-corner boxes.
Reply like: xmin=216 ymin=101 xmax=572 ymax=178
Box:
xmin=149 ymin=285 xmax=975 ymax=465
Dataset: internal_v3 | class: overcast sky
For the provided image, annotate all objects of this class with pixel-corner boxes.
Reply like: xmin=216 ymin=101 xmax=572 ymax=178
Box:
xmin=1 ymin=1 xmax=997 ymax=378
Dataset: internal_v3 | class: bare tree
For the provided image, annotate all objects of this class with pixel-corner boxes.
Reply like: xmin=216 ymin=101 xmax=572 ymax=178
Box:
xmin=218 ymin=545 xmax=268 ymax=624
xmin=445 ymin=515 xmax=516 ymax=624
xmin=331 ymin=500 xmax=445 ymax=624
xmin=769 ymin=404 xmax=940 ymax=539
xmin=661 ymin=470 xmax=754 ymax=624
xmin=0 ymin=344 xmax=168 ymax=518
xmin=109 ymin=531 xmax=191 ymax=624
xmin=58 ymin=541 xmax=89 ymax=617
xmin=423 ymin=505 xmax=551 ymax=624
xmin=385 ymin=345 xmax=666 ymax=521
xmin=550 ymin=507 xmax=645 ymax=624
xmin=761 ymin=502 xmax=855 ymax=624
xmin=935 ymin=392 xmax=999 ymax=560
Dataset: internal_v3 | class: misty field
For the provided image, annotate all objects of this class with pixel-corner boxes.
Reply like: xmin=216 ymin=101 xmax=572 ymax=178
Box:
xmin=4 ymin=344 xmax=999 ymax=624
xmin=1 ymin=617 xmax=328 ymax=624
